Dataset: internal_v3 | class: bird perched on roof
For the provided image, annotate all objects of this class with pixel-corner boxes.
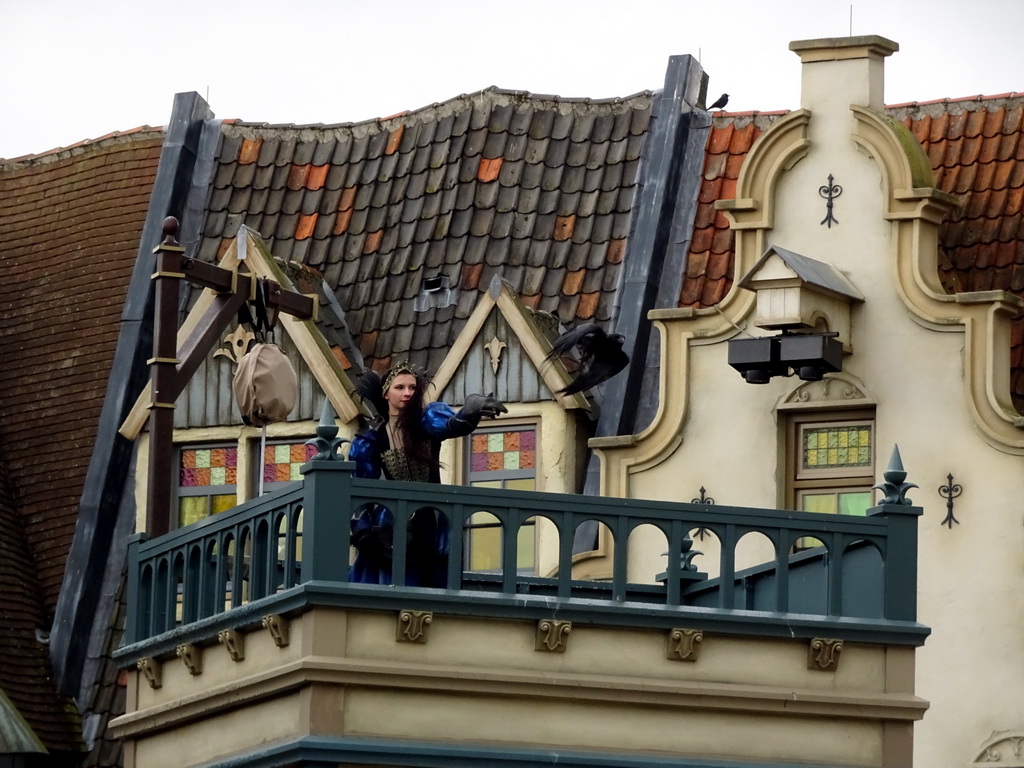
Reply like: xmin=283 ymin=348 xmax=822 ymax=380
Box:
xmin=708 ymin=93 xmax=729 ymax=110
xmin=545 ymin=324 xmax=630 ymax=396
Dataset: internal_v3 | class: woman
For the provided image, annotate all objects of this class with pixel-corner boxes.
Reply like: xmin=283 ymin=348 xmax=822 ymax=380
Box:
xmin=348 ymin=362 xmax=506 ymax=586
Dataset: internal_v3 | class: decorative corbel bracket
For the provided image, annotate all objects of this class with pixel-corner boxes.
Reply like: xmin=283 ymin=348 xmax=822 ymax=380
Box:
xmin=667 ymin=628 xmax=704 ymax=662
xmin=262 ymin=613 xmax=290 ymax=648
xmin=218 ymin=628 xmax=245 ymax=662
xmin=808 ymin=638 xmax=843 ymax=671
xmin=176 ymin=643 xmax=203 ymax=676
xmin=137 ymin=657 xmax=162 ymax=689
xmin=535 ymin=619 xmax=572 ymax=653
xmin=397 ymin=610 xmax=433 ymax=643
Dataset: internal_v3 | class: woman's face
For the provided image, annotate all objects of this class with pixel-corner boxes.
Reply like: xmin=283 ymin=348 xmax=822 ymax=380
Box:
xmin=385 ymin=373 xmax=418 ymax=414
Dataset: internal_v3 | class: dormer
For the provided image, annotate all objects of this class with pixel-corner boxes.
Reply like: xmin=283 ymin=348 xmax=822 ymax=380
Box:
xmin=738 ymin=245 xmax=864 ymax=352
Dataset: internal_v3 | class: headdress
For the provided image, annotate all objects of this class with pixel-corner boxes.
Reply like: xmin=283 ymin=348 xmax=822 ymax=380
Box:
xmin=381 ymin=360 xmax=417 ymax=395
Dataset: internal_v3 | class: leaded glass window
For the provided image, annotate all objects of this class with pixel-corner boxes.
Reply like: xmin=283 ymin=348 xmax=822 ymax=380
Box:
xmin=787 ymin=413 xmax=876 ymax=518
xmin=257 ymin=440 xmax=317 ymax=492
xmin=465 ymin=426 xmax=537 ymax=573
xmin=177 ymin=444 xmax=238 ymax=527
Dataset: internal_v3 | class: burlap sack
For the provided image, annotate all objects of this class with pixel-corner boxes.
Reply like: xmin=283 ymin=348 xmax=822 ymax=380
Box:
xmin=232 ymin=343 xmax=298 ymax=426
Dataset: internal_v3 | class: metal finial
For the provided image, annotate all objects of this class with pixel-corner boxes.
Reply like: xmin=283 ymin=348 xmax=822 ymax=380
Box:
xmin=161 ymin=216 xmax=180 ymax=246
xmin=873 ymin=444 xmax=918 ymax=505
xmin=305 ymin=398 xmax=348 ymax=461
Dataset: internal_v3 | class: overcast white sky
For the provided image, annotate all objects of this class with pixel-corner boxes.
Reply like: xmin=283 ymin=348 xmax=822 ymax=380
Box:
xmin=2 ymin=0 xmax=1022 ymax=160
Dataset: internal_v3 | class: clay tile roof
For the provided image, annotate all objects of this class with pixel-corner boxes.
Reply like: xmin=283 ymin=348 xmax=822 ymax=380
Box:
xmin=199 ymin=88 xmax=654 ymax=372
xmin=682 ymin=95 xmax=1024 ymax=411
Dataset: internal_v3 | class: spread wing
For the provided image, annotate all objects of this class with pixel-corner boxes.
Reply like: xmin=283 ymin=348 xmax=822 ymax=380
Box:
xmin=545 ymin=324 xmax=629 ymax=395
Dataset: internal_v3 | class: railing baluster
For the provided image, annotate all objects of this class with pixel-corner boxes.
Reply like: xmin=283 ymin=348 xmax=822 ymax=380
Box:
xmin=502 ymin=508 xmax=517 ymax=594
xmin=829 ymin=531 xmax=844 ymax=617
xmin=720 ymin=524 xmax=736 ymax=609
xmin=447 ymin=503 xmax=465 ymax=590
xmin=667 ymin=520 xmax=683 ymax=606
xmin=558 ymin=511 xmax=573 ymax=598
xmin=774 ymin=528 xmax=789 ymax=614
xmin=612 ymin=516 xmax=628 ymax=602
xmin=392 ymin=499 xmax=408 ymax=587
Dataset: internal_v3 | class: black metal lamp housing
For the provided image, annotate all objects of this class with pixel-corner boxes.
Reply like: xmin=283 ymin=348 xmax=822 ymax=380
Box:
xmin=778 ymin=332 xmax=843 ymax=381
xmin=728 ymin=332 xmax=843 ymax=384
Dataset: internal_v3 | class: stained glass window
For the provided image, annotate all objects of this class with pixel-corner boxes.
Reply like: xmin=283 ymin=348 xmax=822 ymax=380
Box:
xmin=177 ymin=444 xmax=238 ymax=528
xmin=253 ymin=440 xmax=318 ymax=494
xmin=802 ymin=425 xmax=872 ymax=470
xmin=465 ymin=426 xmax=537 ymax=573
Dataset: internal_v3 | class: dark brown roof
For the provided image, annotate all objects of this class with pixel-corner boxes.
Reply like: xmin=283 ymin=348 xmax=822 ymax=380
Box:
xmin=0 ymin=459 xmax=82 ymax=754
xmin=683 ymin=96 xmax=1024 ymax=412
xmin=0 ymin=130 xmax=164 ymax=613
xmin=197 ymin=87 xmax=652 ymax=373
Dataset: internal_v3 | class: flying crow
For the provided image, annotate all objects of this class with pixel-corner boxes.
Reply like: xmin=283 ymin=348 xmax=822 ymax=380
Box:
xmin=708 ymin=93 xmax=729 ymax=110
xmin=545 ymin=324 xmax=629 ymax=395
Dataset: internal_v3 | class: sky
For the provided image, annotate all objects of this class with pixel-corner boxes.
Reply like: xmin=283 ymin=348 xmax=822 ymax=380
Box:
xmin=2 ymin=0 xmax=1022 ymax=160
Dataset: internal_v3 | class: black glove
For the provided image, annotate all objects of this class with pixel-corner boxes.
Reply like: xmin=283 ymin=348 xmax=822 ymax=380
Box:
xmin=463 ymin=393 xmax=508 ymax=419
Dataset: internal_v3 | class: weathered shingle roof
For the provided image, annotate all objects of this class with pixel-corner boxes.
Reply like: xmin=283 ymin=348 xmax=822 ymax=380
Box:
xmin=683 ymin=95 xmax=1024 ymax=411
xmin=0 ymin=129 xmax=165 ymax=758
xmin=0 ymin=130 xmax=164 ymax=611
xmin=197 ymin=87 xmax=653 ymax=373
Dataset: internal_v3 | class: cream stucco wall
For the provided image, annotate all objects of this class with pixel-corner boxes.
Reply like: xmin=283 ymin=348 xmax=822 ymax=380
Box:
xmin=595 ymin=36 xmax=1024 ymax=768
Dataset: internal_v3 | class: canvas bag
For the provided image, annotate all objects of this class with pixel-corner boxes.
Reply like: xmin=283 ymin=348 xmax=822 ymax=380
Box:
xmin=232 ymin=343 xmax=298 ymax=426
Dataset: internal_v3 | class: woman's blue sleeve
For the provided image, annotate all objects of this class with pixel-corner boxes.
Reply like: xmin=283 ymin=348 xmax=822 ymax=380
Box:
xmin=349 ymin=431 xmax=381 ymax=478
xmin=422 ymin=401 xmax=477 ymax=440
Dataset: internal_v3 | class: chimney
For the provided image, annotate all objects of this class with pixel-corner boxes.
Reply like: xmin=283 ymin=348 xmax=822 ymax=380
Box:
xmin=789 ymin=35 xmax=899 ymax=112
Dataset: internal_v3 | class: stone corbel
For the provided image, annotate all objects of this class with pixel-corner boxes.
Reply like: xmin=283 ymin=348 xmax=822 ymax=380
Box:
xmin=176 ymin=643 xmax=203 ymax=676
xmin=397 ymin=610 xmax=433 ymax=643
xmin=218 ymin=629 xmax=245 ymax=662
xmin=808 ymin=638 xmax=843 ymax=671
xmin=535 ymin=619 xmax=572 ymax=653
xmin=136 ymin=657 xmax=162 ymax=689
xmin=667 ymin=628 xmax=703 ymax=662
xmin=261 ymin=613 xmax=290 ymax=648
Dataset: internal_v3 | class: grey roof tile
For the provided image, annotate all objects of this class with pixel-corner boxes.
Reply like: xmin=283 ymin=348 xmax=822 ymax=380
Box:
xmin=406 ymin=170 xmax=427 ymax=200
xmin=349 ymin=133 xmax=371 ymax=163
xmin=393 ymin=321 xmax=415 ymax=353
xmin=474 ymin=180 xmax=500 ymax=209
xmin=566 ymin=242 xmax=589 ymax=271
xmin=324 ymin=164 xmax=347 ymax=190
xmin=458 ymin=159 xmax=479 ymax=183
xmin=429 ymin=140 xmax=449 ymax=169
xmin=366 ymin=205 xmax=387 ymax=233
xmin=390 ymin=173 xmax=411 ymax=203
xmin=483 ymin=131 xmax=508 ymax=158
xmin=611 ymin=110 xmax=632 ymax=141
xmin=524 ymin=136 xmax=549 ymax=165
xmin=522 ymin=265 xmax=545 ymax=295
xmin=450 ymin=207 xmax=473 ymax=237
xmin=257 ymin=136 xmax=279 ymax=165
xmin=595 ymin=188 xmax=617 ymax=215
xmin=397 ymin=220 xmax=416 ymax=248
xmin=370 ymin=178 xmax=393 ymax=208
xmin=470 ymin=208 xmax=495 ymax=236
xmin=411 ymin=320 xmax=432 ymax=350
xmin=446 ymin=235 xmax=468 ymax=264
xmin=209 ymin=185 xmax=231 ymax=212
xmin=348 ymin=206 xmax=368 ymax=234
xmin=498 ymin=159 xmax=523 ymax=186
xmin=400 ymin=196 xmax=424 ymax=223
xmin=517 ymin=186 xmax=540 ymax=214
xmin=415 ymin=117 xmax=439 ymax=148
xmin=426 ymin=165 xmax=446 ymax=195
xmin=228 ymin=187 xmax=253 ymax=214
xmin=538 ymin=189 xmax=561 ymax=215
xmin=276 ymin=136 xmax=298 ymax=165
xmin=451 ymin=104 xmax=472 ymax=137
xmin=534 ymin=212 xmax=556 ymax=239
xmin=605 ymin=137 xmax=628 ymax=165
xmin=214 ymin=163 xmax=235 ymax=188
xmin=277 ymin=213 xmax=299 ymax=238
xmin=378 ymin=151 xmax=400 ymax=181
xmin=293 ymin=141 xmax=316 ymax=165
xmin=344 ymin=235 xmax=365 ymax=262
xmin=415 ymin=218 xmax=435 ymax=244
xmin=368 ymin=129 xmax=389 ymax=158
xmin=432 ymin=209 xmax=453 ymax=240
xmin=434 ymin=113 xmax=455 ymax=142
xmin=408 ymin=241 xmax=429 ymax=274
xmin=571 ymin=214 xmax=594 ymax=243
xmin=307 ymin=236 xmax=331 ymax=267
xmin=489 ymin=102 xmax=514 ymax=132
xmin=527 ymin=238 xmax=552 ymax=267
xmin=198 ymin=235 xmax=222 ymax=261
xmin=290 ymin=238 xmax=311 ymax=263
xmin=464 ymin=127 xmax=487 ymax=157
xmin=570 ymin=114 xmax=596 ymax=142
xmin=541 ymin=165 xmax=565 ymax=191
xmin=421 ymin=190 xmax=443 ymax=220
xmin=513 ymin=211 xmax=537 ymax=239
xmin=625 ymin=133 xmax=645 ymax=161
xmin=501 ymin=263 xmax=524 ymax=287
xmin=566 ymin=140 xmax=589 ymax=167
xmin=388 ymin=244 xmax=412 ymax=275
xmin=528 ymin=109 xmax=555 ymax=139
xmin=274 ymin=237 xmax=296 ymax=261
xmin=220 ymin=132 xmax=243 ymax=161
xmin=312 ymin=138 xmax=336 ymax=165
xmin=600 ymin=163 xmax=624 ymax=191
xmin=454 ymin=181 xmax=476 ymax=211
xmin=395 ymin=146 xmax=416 ymax=177
xmin=447 ymin=132 xmax=468 ymax=162
xmin=591 ymin=113 xmax=615 ymax=143
xmin=252 ymin=163 xmax=276 ymax=190
xmin=330 ymin=138 xmax=353 ymax=165
xmin=319 ymin=187 xmax=343 ymax=213
xmin=206 ymin=209 xmax=227 ymax=237
xmin=464 ymin=234 xmax=488 ymax=265
xmin=281 ymin=188 xmax=303 ymax=215
xmin=224 ymin=213 xmax=244 ymax=238
xmin=583 ymin=167 xmax=605 ymax=193
xmin=469 ymin=99 xmax=492 ymax=130
xmin=616 ymin=185 xmax=636 ymax=212
xmin=360 ymin=156 xmax=383 ymax=184
xmin=586 ymin=239 xmax=610 ymax=271
xmin=612 ymin=211 xmax=632 ymax=238
xmin=558 ymin=293 xmax=581 ymax=319
xmin=587 ymin=141 xmax=610 ymax=169
xmin=486 ymin=235 xmax=511 ymax=265
xmin=496 ymin=185 xmax=519 ymax=212
xmin=504 ymin=133 xmax=527 ymax=162
xmin=381 ymin=299 xmax=401 ymax=330
xmin=551 ymin=111 xmax=573 ymax=140
xmin=271 ymin=164 xmax=291 ymax=188
xmin=630 ymin=104 xmax=652 ymax=135
xmin=590 ymin=213 xmax=612 ymax=243
xmin=509 ymin=237 xmax=532 ymax=266
xmin=521 ymin=162 xmax=544 ymax=189
xmin=541 ymin=266 xmax=564 ymax=295
xmin=313 ymin=213 xmax=335 ymax=239
xmin=545 ymin=137 xmax=569 ymax=167
xmin=557 ymin=190 xmax=581 ymax=217
xmin=549 ymin=238 xmax=572 ymax=269
xmin=399 ymin=122 xmax=421 ymax=153
xmin=509 ymin=106 xmax=533 ymax=136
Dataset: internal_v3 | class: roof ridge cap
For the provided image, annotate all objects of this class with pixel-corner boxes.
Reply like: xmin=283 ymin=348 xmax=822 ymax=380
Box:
xmin=1 ymin=124 xmax=165 ymax=166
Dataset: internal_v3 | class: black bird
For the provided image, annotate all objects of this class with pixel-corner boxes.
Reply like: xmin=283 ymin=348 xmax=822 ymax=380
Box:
xmin=708 ymin=93 xmax=729 ymax=110
xmin=545 ymin=324 xmax=629 ymax=395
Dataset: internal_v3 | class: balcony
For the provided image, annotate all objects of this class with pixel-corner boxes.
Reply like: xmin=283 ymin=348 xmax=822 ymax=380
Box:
xmin=112 ymin=448 xmax=929 ymax=768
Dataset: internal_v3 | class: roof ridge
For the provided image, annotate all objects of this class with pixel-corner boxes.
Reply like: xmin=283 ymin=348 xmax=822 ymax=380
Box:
xmin=1 ymin=124 xmax=165 ymax=166
xmin=887 ymin=92 xmax=1024 ymax=109
xmin=228 ymin=87 xmax=656 ymax=136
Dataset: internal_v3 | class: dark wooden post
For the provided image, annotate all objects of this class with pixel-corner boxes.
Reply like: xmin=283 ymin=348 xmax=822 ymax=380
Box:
xmin=146 ymin=217 xmax=185 ymax=537
xmin=868 ymin=502 xmax=924 ymax=622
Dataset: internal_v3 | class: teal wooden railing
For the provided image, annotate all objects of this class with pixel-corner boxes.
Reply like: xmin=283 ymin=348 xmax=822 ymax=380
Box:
xmin=122 ymin=455 xmax=926 ymax=651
